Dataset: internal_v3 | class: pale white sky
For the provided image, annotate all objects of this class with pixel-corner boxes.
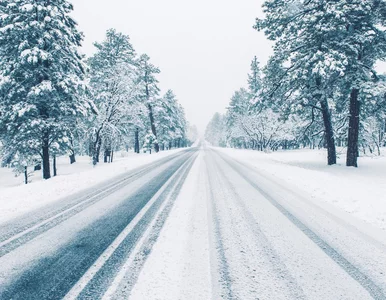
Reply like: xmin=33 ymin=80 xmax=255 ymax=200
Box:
xmin=70 ymin=1 xmax=386 ymax=133
xmin=70 ymin=0 xmax=271 ymax=132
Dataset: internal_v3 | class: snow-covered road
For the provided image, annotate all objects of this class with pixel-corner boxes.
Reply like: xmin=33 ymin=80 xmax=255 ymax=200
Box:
xmin=203 ymin=149 xmax=386 ymax=300
xmin=0 ymin=146 xmax=385 ymax=299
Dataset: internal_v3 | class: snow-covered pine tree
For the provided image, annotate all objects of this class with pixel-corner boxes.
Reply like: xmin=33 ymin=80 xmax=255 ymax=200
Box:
xmin=143 ymin=131 xmax=157 ymax=154
xmin=155 ymin=90 xmax=177 ymax=150
xmin=248 ymin=56 xmax=262 ymax=104
xmin=87 ymin=29 xmax=137 ymax=165
xmin=360 ymin=77 xmax=386 ymax=155
xmin=226 ymin=88 xmax=251 ymax=148
xmin=256 ymin=0 xmax=349 ymax=165
xmin=136 ymin=54 xmax=161 ymax=153
xmin=187 ymin=125 xmax=199 ymax=145
xmin=333 ymin=1 xmax=386 ymax=167
xmin=125 ymin=101 xmax=148 ymax=154
xmin=205 ymin=113 xmax=226 ymax=147
xmin=168 ymin=101 xmax=188 ymax=148
xmin=261 ymin=56 xmax=330 ymax=151
xmin=154 ymin=90 xmax=188 ymax=149
xmin=257 ymin=0 xmax=386 ymax=167
xmin=175 ymin=102 xmax=188 ymax=147
xmin=67 ymin=118 xmax=88 ymax=164
xmin=239 ymin=109 xmax=297 ymax=151
xmin=0 ymin=0 xmax=88 ymax=179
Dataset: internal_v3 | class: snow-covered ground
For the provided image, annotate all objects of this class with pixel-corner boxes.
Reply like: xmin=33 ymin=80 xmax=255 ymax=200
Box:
xmin=0 ymin=149 xmax=184 ymax=225
xmin=2 ymin=146 xmax=385 ymax=299
xmin=216 ymin=147 xmax=386 ymax=231
xmin=130 ymin=152 xmax=212 ymax=299
xmin=129 ymin=147 xmax=386 ymax=299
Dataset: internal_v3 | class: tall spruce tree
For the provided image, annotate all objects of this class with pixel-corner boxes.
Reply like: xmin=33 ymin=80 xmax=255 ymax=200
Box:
xmin=248 ymin=56 xmax=262 ymax=104
xmin=256 ymin=0 xmax=348 ymax=165
xmin=226 ymin=88 xmax=251 ymax=148
xmin=154 ymin=90 xmax=175 ymax=149
xmin=87 ymin=29 xmax=137 ymax=165
xmin=334 ymin=1 xmax=386 ymax=167
xmin=136 ymin=54 xmax=161 ymax=153
xmin=0 ymin=0 xmax=88 ymax=179
xmin=155 ymin=90 xmax=185 ymax=149
xmin=257 ymin=0 xmax=386 ymax=167
xmin=205 ymin=113 xmax=226 ymax=147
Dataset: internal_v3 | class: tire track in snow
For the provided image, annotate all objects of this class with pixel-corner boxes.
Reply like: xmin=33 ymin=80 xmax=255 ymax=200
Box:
xmin=103 ymin=153 xmax=198 ymax=300
xmin=72 ymin=153 xmax=197 ymax=299
xmin=213 ymin=149 xmax=386 ymax=300
xmin=210 ymin=151 xmax=307 ymax=300
xmin=204 ymin=153 xmax=236 ymax=300
xmin=0 ymin=151 xmax=197 ymax=300
xmin=0 ymin=150 xmax=193 ymax=258
xmin=206 ymin=150 xmax=306 ymax=300
xmin=216 ymin=150 xmax=386 ymax=254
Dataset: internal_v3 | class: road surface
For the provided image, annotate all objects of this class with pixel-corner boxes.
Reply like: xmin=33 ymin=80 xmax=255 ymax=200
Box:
xmin=0 ymin=146 xmax=385 ymax=299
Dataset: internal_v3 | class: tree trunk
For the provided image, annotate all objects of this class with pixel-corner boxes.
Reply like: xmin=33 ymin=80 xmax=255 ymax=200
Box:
xmin=135 ymin=128 xmax=140 ymax=154
xmin=315 ymin=74 xmax=337 ymax=166
xmin=96 ymin=139 xmax=102 ymax=163
xmin=88 ymin=141 xmax=93 ymax=157
xmin=169 ymin=141 xmax=172 ymax=150
xmin=69 ymin=138 xmax=76 ymax=164
xmin=24 ymin=166 xmax=28 ymax=185
xmin=69 ymin=153 xmax=76 ymax=164
xmin=111 ymin=151 xmax=114 ymax=163
xmin=93 ymin=138 xmax=102 ymax=166
xmin=147 ymin=104 xmax=159 ymax=152
xmin=346 ymin=88 xmax=360 ymax=167
xmin=34 ymin=164 xmax=41 ymax=171
xmin=93 ymin=128 xmax=102 ymax=166
xmin=42 ymin=133 xmax=51 ymax=179
xmin=384 ymin=119 xmax=386 ymax=147
xmin=53 ymin=155 xmax=57 ymax=177
xmin=320 ymin=98 xmax=336 ymax=165
xmin=104 ymin=149 xmax=109 ymax=163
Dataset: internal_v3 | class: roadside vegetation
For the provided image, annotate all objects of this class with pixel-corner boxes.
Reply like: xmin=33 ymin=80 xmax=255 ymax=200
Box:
xmin=206 ymin=1 xmax=386 ymax=167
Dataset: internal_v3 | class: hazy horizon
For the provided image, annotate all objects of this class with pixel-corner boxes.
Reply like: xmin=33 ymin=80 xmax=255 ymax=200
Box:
xmin=70 ymin=0 xmax=273 ymax=133
xmin=71 ymin=0 xmax=386 ymax=133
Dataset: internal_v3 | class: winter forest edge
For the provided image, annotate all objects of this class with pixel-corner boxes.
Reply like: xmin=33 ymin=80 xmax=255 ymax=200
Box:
xmin=1 ymin=0 xmax=386 ymax=186
xmin=205 ymin=1 xmax=386 ymax=168
xmin=0 ymin=1 xmax=198 ymax=183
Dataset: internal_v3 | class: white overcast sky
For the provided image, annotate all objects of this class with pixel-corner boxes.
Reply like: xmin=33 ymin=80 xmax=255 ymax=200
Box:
xmin=70 ymin=1 xmax=386 ymax=132
xmin=70 ymin=0 xmax=271 ymax=132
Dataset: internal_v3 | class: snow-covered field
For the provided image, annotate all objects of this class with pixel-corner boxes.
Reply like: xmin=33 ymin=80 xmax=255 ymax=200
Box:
xmin=216 ymin=147 xmax=386 ymax=231
xmin=0 ymin=150 xmax=183 ymax=225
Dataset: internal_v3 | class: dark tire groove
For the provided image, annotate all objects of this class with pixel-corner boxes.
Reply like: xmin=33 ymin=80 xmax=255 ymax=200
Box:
xmin=212 ymin=149 xmax=386 ymax=300
xmin=0 ymin=151 xmax=196 ymax=300
xmin=0 ymin=150 xmax=193 ymax=257
xmin=204 ymin=154 xmax=236 ymax=300
xmin=78 ymin=153 xmax=198 ymax=299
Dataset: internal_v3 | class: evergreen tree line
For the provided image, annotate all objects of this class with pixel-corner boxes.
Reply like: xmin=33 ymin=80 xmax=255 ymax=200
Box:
xmin=0 ymin=0 xmax=191 ymax=182
xmin=206 ymin=0 xmax=386 ymax=167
